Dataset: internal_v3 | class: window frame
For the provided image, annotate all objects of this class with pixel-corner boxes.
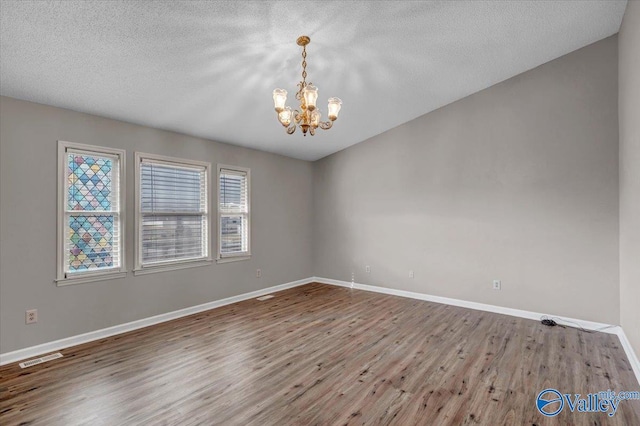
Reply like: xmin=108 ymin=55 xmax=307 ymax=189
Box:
xmin=56 ymin=141 xmax=126 ymax=286
xmin=217 ymin=164 xmax=251 ymax=263
xmin=134 ymin=152 xmax=212 ymax=275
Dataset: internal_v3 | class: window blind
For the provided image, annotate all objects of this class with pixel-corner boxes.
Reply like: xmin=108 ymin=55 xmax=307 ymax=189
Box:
xmin=140 ymin=161 xmax=208 ymax=265
xmin=219 ymin=168 xmax=249 ymax=256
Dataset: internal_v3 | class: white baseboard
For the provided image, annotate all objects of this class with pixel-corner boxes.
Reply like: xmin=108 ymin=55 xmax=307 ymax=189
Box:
xmin=313 ymin=276 xmax=640 ymax=386
xmin=616 ymin=328 xmax=640 ymax=387
xmin=0 ymin=277 xmax=313 ymax=366
xmin=313 ymin=277 xmax=616 ymax=331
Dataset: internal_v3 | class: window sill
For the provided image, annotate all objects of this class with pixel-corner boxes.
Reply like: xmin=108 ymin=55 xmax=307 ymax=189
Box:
xmin=216 ymin=255 xmax=251 ymax=264
xmin=133 ymin=259 xmax=212 ymax=276
xmin=56 ymin=271 xmax=127 ymax=287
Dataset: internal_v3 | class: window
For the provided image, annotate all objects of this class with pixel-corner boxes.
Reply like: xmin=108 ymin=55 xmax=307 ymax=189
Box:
xmin=218 ymin=165 xmax=250 ymax=261
xmin=57 ymin=141 xmax=125 ymax=285
xmin=135 ymin=153 xmax=211 ymax=274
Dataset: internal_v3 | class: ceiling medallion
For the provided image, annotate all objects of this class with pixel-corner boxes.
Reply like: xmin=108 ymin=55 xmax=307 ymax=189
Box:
xmin=272 ymin=36 xmax=342 ymax=136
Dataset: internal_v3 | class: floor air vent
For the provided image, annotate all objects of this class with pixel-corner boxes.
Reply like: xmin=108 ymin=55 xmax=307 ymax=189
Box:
xmin=19 ymin=352 xmax=63 ymax=369
xmin=256 ymin=295 xmax=274 ymax=301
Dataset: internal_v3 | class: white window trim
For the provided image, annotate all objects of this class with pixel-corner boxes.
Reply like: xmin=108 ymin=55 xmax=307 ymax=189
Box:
xmin=217 ymin=164 xmax=251 ymax=263
xmin=216 ymin=255 xmax=251 ymax=264
xmin=134 ymin=152 xmax=212 ymax=276
xmin=56 ymin=141 xmax=127 ymax=286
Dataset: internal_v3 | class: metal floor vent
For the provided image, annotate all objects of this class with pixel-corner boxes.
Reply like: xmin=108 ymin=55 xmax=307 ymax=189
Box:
xmin=256 ymin=295 xmax=274 ymax=301
xmin=19 ymin=352 xmax=63 ymax=369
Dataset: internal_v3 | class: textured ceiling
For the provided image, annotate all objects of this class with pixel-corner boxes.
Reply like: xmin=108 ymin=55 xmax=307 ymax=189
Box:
xmin=0 ymin=1 xmax=628 ymax=160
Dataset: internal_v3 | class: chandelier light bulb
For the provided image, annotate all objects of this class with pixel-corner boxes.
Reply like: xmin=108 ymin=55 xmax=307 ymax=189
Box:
xmin=302 ymin=84 xmax=318 ymax=111
xmin=273 ymin=88 xmax=287 ymax=112
xmin=311 ymin=109 xmax=321 ymax=127
xmin=327 ymin=97 xmax=342 ymax=121
xmin=278 ymin=106 xmax=293 ymax=126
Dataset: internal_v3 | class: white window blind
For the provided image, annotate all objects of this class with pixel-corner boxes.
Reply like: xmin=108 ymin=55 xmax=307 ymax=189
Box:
xmin=219 ymin=167 xmax=250 ymax=257
xmin=139 ymin=159 xmax=209 ymax=266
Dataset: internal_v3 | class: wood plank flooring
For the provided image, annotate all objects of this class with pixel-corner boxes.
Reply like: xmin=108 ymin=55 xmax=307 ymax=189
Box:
xmin=1 ymin=283 xmax=639 ymax=425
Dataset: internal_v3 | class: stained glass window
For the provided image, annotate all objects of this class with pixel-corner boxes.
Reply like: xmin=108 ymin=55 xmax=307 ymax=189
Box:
xmin=68 ymin=215 xmax=114 ymax=270
xmin=67 ymin=154 xmax=112 ymax=211
xmin=61 ymin=145 xmax=123 ymax=278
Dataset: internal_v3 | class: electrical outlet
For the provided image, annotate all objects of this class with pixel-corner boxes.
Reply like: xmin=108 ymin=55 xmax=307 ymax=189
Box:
xmin=493 ymin=280 xmax=501 ymax=290
xmin=256 ymin=269 xmax=262 ymax=278
xmin=26 ymin=309 xmax=37 ymax=324
xmin=365 ymin=265 xmax=371 ymax=273
xmin=409 ymin=270 xmax=414 ymax=278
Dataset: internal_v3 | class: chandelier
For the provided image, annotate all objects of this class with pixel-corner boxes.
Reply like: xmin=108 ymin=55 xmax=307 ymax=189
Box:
xmin=272 ymin=36 xmax=342 ymax=136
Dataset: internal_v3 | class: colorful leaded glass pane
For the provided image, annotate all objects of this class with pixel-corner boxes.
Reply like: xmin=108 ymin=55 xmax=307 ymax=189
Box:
xmin=68 ymin=215 xmax=114 ymax=271
xmin=67 ymin=154 xmax=113 ymax=211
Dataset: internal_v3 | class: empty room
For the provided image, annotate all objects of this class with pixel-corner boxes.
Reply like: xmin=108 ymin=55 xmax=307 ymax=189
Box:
xmin=1 ymin=1 xmax=639 ymax=424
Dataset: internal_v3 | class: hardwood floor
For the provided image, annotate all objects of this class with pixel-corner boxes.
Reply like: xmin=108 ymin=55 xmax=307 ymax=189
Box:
xmin=1 ymin=283 xmax=638 ymax=425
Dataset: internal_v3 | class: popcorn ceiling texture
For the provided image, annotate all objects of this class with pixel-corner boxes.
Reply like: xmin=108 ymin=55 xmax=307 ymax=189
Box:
xmin=0 ymin=0 xmax=627 ymax=160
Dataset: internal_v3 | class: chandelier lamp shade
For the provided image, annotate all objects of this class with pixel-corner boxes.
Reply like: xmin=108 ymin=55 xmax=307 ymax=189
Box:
xmin=272 ymin=36 xmax=342 ymax=136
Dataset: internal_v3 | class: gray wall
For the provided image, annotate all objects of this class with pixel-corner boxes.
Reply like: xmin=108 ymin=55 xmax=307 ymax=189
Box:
xmin=313 ymin=36 xmax=620 ymax=324
xmin=0 ymin=96 xmax=314 ymax=353
xmin=619 ymin=1 xmax=640 ymax=357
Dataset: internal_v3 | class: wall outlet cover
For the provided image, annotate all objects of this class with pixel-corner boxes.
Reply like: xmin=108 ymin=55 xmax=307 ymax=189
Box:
xmin=26 ymin=309 xmax=38 ymax=324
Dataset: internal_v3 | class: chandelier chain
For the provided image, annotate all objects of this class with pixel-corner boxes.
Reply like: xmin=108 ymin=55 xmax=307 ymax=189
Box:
xmin=301 ymin=45 xmax=307 ymax=86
